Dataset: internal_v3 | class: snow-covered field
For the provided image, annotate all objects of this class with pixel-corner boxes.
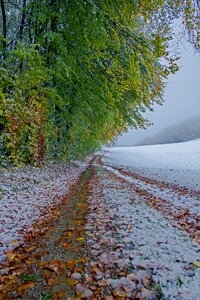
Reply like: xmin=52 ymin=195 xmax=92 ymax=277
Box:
xmin=103 ymin=139 xmax=200 ymax=191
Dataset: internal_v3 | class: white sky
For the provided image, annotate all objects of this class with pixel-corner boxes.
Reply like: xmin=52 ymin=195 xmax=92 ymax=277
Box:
xmin=115 ymin=43 xmax=200 ymax=146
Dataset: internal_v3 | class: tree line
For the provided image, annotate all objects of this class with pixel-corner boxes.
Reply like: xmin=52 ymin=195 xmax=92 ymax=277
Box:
xmin=0 ymin=0 xmax=199 ymax=165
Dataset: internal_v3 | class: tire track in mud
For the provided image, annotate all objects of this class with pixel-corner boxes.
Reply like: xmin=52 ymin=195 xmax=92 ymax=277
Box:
xmin=99 ymin=160 xmax=200 ymax=243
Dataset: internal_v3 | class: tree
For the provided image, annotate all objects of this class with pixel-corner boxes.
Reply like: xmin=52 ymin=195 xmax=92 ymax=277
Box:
xmin=0 ymin=0 xmax=199 ymax=164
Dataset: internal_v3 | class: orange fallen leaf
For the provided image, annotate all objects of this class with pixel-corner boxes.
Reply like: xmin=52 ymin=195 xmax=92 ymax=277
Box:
xmin=62 ymin=242 xmax=70 ymax=248
xmin=66 ymin=260 xmax=75 ymax=268
xmin=43 ymin=271 xmax=53 ymax=279
xmin=25 ymin=246 xmax=36 ymax=253
xmin=76 ymin=258 xmax=87 ymax=264
xmin=17 ymin=253 xmax=27 ymax=261
xmin=112 ymin=288 xmax=127 ymax=298
xmin=119 ymin=269 xmax=126 ymax=276
xmin=48 ymin=278 xmax=60 ymax=286
xmin=17 ymin=282 xmax=35 ymax=294
xmin=52 ymin=290 xmax=66 ymax=299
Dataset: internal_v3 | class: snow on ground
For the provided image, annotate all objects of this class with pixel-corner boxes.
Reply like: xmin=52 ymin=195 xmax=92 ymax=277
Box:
xmin=87 ymin=165 xmax=200 ymax=299
xmin=103 ymin=139 xmax=200 ymax=191
xmin=0 ymin=160 xmax=89 ymax=263
xmin=96 ymin=140 xmax=200 ymax=298
xmin=103 ymin=164 xmax=200 ymax=216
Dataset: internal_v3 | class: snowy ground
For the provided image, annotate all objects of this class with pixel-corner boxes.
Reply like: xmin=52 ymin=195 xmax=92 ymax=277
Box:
xmin=1 ymin=140 xmax=200 ymax=298
xmin=0 ymin=160 xmax=90 ymax=263
xmin=95 ymin=140 xmax=200 ymax=299
xmin=85 ymin=162 xmax=200 ymax=299
xmin=103 ymin=139 xmax=200 ymax=191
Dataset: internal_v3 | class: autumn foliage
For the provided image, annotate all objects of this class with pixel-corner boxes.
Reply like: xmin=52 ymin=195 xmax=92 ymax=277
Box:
xmin=0 ymin=0 xmax=199 ymax=164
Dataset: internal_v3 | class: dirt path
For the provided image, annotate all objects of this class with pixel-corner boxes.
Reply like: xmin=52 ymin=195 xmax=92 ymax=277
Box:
xmin=0 ymin=167 xmax=94 ymax=299
xmin=1 ymin=156 xmax=200 ymax=299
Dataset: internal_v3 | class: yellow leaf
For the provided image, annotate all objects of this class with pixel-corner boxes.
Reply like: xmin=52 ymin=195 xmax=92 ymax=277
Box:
xmin=77 ymin=237 xmax=84 ymax=242
xmin=11 ymin=239 xmax=19 ymax=244
xmin=193 ymin=261 xmax=200 ymax=268
xmin=7 ymin=252 xmax=15 ymax=261
xmin=66 ymin=278 xmax=78 ymax=286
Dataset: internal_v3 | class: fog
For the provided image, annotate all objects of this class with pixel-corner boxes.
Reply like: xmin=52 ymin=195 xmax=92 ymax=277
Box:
xmin=114 ymin=43 xmax=200 ymax=146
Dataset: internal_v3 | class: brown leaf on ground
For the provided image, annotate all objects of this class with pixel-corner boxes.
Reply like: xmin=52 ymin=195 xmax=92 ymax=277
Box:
xmin=43 ymin=270 xmax=53 ymax=279
xmin=112 ymin=288 xmax=127 ymax=298
xmin=48 ymin=277 xmax=60 ymax=286
xmin=67 ymin=278 xmax=79 ymax=286
xmin=52 ymin=290 xmax=66 ymax=299
xmin=17 ymin=282 xmax=35 ymax=295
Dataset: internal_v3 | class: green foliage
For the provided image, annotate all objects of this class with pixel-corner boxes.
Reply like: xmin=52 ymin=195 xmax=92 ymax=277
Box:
xmin=21 ymin=274 xmax=38 ymax=282
xmin=0 ymin=45 xmax=53 ymax=164
xmin=0 ymin=0 xmax=199 ymax=164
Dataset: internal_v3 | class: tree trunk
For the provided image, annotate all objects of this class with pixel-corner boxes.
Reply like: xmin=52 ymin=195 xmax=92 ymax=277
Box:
xmin=1 ymin=0 xmax=7 ymax=59
xmin=19 ymin=0 xmax=27 ymax=42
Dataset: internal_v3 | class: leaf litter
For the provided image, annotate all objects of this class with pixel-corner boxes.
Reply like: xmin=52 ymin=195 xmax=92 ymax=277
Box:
xmin=0 ymin=154 xmax=200 ymax=299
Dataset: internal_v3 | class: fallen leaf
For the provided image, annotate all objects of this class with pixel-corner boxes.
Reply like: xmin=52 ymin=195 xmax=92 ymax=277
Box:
xmin=77 ymin=237 xmax=85 ymax=242
xmin=26 ymin=257 xmax=37 ymax=265
xmin=62 ymin=242 xmax=70 ymax=248
xmin=17 ymin=282 xmax=35 ymax=294
xmin=67 ymin=278 xmax=79 ymax=286
xmin=66 ymin=260 xmax=75 ymax=268
xmin=52 ymin=290 xmax=66 ymax=299
xmin=44 ymin=260 xmax=61 ymax=273
xmin=112 ymin=288 xmax=127 ymax=298
xmin=193 ymin=261 xmax=200 ymax=268
xmin=11 ymin=239 xmax=20 ymax=244
xmin=48 ymin=278 xmax=60 ymax=286
xmin=7 ymin=252 xmax=15 ymax=261
xmin=43 ymin=271 xmax=53 ymax=279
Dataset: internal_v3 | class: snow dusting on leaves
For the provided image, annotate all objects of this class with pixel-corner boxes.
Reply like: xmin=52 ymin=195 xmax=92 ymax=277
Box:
xmin=0 ymin=151 xmax=200 ymax=299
